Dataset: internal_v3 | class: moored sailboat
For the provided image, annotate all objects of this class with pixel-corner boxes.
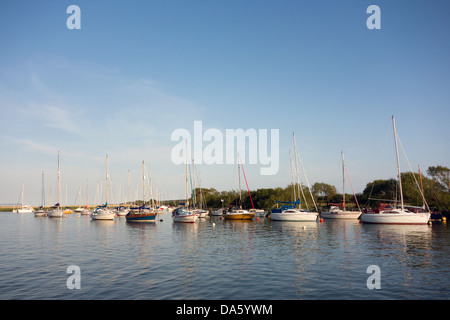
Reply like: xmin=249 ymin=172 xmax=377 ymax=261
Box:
xmin=14 ymin=182 xmax=34 ymax=213
xmin=80 ymin=181 xmax=91 ymax=215
xmin=222 ymin=207 xmax=255 ymax=220
xmin=126 ymin=161 xmax=158 ymax=222
xmin=222 ymin=155 xmax=255 ymax=221
xmin=48 ymin=152 xmax=64 ymax=218
xmin=172 ymin=140 xmax=198 ymax=223
xmin=360 ymin=115 xmax=430 ymax=225
xmin=322 ymin=152 xmax=361 ymax=219
xmin=270 ymin=133 xmax=318 ymax=222
xmin=35 ymin=170 xmax=46 ymax=217
xmin=172 ymin=207 xmax=199 ymax=223
xmin=91 ymin=154 xmax=115 ymax=220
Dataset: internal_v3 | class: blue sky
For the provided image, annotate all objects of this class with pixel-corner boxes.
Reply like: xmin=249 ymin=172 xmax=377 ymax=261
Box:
xmin=1 ymin=1 xmax=449 ymax=206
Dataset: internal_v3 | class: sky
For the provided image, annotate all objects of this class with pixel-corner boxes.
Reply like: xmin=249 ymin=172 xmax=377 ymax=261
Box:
xmin=1 ymin=0 xmax=449 ymax=206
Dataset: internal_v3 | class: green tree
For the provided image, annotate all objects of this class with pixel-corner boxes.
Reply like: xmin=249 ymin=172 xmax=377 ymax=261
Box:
xmin=427 ymin=165 xmax=450 ymax=192
xmin=312 ymin=182 xmax=337 ymax=204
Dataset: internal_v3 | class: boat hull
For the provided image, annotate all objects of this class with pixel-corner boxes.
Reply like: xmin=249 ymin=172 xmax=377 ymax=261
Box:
xmin=91 ymin=214 xmax=115 ymax=220
xmin=126 ymin=212 xmax=157 ymax=222
xmin=17 ymin=209 xmax=34 ymax=213
xmin=34 ymin=210 xmax=46 ymax=217
xmin=250 ymin=209 xmax=267 ymax=217
xmin=172 ymin=208 xmax=198 ymax=223
xmin=270 ymin=211 xmax=318 ymax=221
xmin=196 ymin=210 xmax=209 ymax=218
xmin=212 ymin=209 xmax=224 ymax=216
xmin=173 ymin=215 xmax=198 ymax=223
xmin=222 ymin=213 xmax=255 ymax=220
xmin=91 ymin=209 xmax=115 ymax=220
xmin=321 ymin=210 xmax=361 ymax=219
xmin=47 ymin=209 xmax=64 ymax=218
xmin=360 ymin=211 xmax=430 ymax=225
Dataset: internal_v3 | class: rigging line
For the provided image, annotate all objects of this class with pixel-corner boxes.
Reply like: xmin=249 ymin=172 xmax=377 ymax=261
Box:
xmin=396 ymin=134 xmax=431 ymax=212
xmin=344 ymin=166 xmax=361 ymax=212
xmin=238 ymin=154 xmax=255 ymax=210
xmin=296 ymin=151 xmax=318 ymax=212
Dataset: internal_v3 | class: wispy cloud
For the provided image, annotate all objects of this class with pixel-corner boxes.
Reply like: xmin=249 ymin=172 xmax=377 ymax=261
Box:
xmin=21 ymin=103 xmax=83 ymax=135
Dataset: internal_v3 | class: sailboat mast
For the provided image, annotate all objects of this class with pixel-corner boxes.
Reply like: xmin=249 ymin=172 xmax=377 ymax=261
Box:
xmin=185 ymin=139 xmax=189 ymax=208
xmin=419 ymin=164 xmax=426 ymax=209
xmin=127 ymin=170 xmax=130 ymax=206
xmin=41 ymin=170 xmax=45 ymax=207
xmin=106 ymin=154 xmax=109 ymax=206
xmin=392 ymin=115 xmax=404 ymax=210
xmin=342 ymin=151 xmax=345 ymax=210
xmin=238 ymin=154 xmax=242 ymax=209
xmin=21 ymin=182 xmax=24 ymax=207
xmin=142 ymin=160 xmax=145 ymax=205
xmin=192 ymin=157 xmax=196 ymax=208
xmin=86 ymin=179 xmax=89 ymax=208
xmin=293 ymin=133 xmax=302 ymax=208
xmin=57 ymin=151 xmax=61 ymax=206
xmin=289 ymin=149 xmax=296 ymax=202
xmin=150 ymin=167 xmax=155 ymax=208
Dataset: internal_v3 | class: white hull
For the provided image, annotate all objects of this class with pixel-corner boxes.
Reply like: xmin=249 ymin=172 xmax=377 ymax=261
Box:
xmin=196 ymin=210 xmax=208 ymax=218
xmin=17 ymin=208 xmax=34 ymax=213
xmin=250 ymin=209 xmax=267 ymax=217
xmin=80 ymin=209 xmax=91 ymax=215
xmin=360 ymin=210 xmax=430 ymax=225
xmin=271 ymin=209 xmax=318 ymax=221
xmin=116 ymin=209 xmax=129 ymax=216
xmin=173 ymin=214 xmax=198 ymax=223
xmin=34 ymin=210 xmax=46 ymax=217
xmin=91 ymin=209 xmax=115 ymax=220
xmin=48 ymin=209 xmax=64 ymax=218
xmin=321 ymin=209 xmax=361 ymax=219
xmin=212 ymin=209 xmax=224 ymax=216
xmin=173 ymin=207 xmax=199 ymax=223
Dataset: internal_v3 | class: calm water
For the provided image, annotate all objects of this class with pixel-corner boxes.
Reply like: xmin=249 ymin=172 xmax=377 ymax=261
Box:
xmin=0 ymin=212 xmax=448 ymax=300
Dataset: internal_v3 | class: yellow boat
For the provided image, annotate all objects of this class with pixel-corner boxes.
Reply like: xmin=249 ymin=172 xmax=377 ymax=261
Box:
xmin=222 ymin=208 xmax=255 ymax=220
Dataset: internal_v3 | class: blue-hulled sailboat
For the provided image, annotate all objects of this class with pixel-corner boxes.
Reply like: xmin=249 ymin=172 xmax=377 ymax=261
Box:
xmin=126 ymin=160 xmax=158 ymax=223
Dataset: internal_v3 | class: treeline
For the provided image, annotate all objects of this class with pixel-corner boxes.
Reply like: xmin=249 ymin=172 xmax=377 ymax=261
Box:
xmin=180 ymin=165 xmax=450 ymax=213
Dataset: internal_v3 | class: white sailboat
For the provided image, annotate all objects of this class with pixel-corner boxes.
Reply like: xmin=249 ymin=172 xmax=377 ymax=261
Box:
xmin=74 ymin=185 xmax=85 ymax=213
xmin=222 ymin=155 xmax=255 ymax=221
xmin=360 ymin=115 xmax=430 ymax=225
xmin=48 ymin=151 xmax=64 ymax=218
xmin=249 ymin=209 xmax=267 ymax=217
xmin=80 ymin=180 xmax=91 ymax=215
xmin=172 ymin=140 xmax=198 ymax=223
xmin=270 ymin=133 xmax=318 ymax=222
xmin=212 ymin=200 xmax=225 ymax=216
xmin=322 ymin=152 xmax=362 ymax=219
xmin=270 ymin=206 xmax=318 ymax=221
xmin=212 ymin=208 xmax=225 ymax=216
xmin=192 ymin=158 xmax=208 ymax=218
xmin=14 ymin=182 xmax=34 ymax=213
xmin=91 ymin=154 xmax=116 ymax=220
xmin=35 ymin=170 xmax=46 ymax=217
